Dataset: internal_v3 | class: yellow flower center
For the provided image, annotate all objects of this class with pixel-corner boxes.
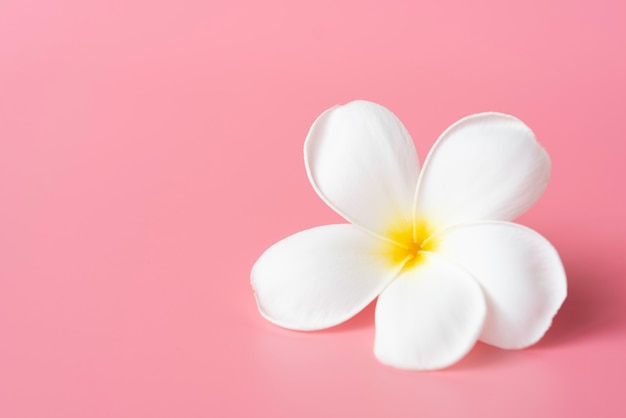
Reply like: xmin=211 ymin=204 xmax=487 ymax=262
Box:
xmin=384 ymin=219 xmax=437 ymax=271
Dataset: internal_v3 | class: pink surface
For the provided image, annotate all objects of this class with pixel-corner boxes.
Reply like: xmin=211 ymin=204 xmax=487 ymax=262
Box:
xmin=1 ymin=1 xmax=625 ymax=416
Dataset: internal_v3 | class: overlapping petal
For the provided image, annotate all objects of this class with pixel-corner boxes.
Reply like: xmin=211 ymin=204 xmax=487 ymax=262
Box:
xmin=414 ymin=113 xmax=551 ymax=232
xmin=374 ymin=253 xmax=486 ymax=370
xmin=253 ymin=101 xmax=566 ymax=371
xmin=251 ymin=224 xmax=401 ymax=331
xmin=305 ymin=100 xmax=420 ymax=238
xmin=434 ymin=221 xmax=567 ymax=348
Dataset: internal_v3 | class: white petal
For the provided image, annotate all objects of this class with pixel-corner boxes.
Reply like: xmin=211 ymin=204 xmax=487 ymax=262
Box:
xmin=434 ymin=221 xmax=567 ymax=349
xmin=305 ymin=100 xmax=420 ymax=238
xmin=415 ymin=113 xmax=551 ymax=231
xmin=374 ymin=253 xmax=486 ymax=370
xmin=251 ymin=224 xmax=400 ymax=331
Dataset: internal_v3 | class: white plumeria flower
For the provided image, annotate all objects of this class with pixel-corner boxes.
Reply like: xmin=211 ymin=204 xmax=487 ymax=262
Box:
xmin=251 ymin=100 xmax=567 ymax=370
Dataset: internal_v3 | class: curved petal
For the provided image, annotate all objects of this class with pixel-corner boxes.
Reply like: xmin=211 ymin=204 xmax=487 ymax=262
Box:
xmin=374 ymin=253 xmax=486 ymax=370
xmin=434 ymin=221 xmax=567 ymax=349
xmin=251 ymin=224 xmax=400 ymax=331
xmin=414 ymin=112 xmax=551 ymax=232
xmin=305 ymin=100 xmax=420 ymax=239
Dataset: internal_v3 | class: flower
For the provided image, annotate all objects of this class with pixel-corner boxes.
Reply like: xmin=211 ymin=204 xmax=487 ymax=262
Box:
xmin=251 ymin=100 xmax=567 ymax=370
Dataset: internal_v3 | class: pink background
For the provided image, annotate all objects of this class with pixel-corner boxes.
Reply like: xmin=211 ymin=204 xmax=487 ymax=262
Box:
xmin=1 ymin=1 xmax=625 ymax=417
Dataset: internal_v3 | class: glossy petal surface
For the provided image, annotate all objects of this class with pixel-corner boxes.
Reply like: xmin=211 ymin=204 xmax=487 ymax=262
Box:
xmin=251 ymin=224 xmax=400 ymax=330
xmin=435 ymin=222 xmax=567 ymax=348
xmin=415 ymin=113 xmax=551 ymax=231
xmin=305 ymin=100 xmax=420 ymax=238
xmin=374 ymin=253 xmax=486 ymax=370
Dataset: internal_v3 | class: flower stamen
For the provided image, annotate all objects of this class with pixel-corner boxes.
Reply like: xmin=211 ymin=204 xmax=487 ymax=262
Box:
xmin=383 ymin=219 xmax=436 ymax=271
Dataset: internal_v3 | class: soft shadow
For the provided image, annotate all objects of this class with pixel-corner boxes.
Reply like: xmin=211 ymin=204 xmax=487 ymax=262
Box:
xmin=448 ymin=342 xmax=516 ymax=371
xmin=533 ymin=250 xmax=624 ymax=349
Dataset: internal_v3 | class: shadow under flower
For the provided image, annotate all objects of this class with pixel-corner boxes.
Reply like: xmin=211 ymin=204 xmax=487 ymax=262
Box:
xmin=532 ymin=248 xmax=624 ymax=349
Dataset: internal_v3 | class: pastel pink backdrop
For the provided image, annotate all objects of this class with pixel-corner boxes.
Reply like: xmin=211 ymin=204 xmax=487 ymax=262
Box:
xmin=1 ymin=1 xmax=625 ymax=417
